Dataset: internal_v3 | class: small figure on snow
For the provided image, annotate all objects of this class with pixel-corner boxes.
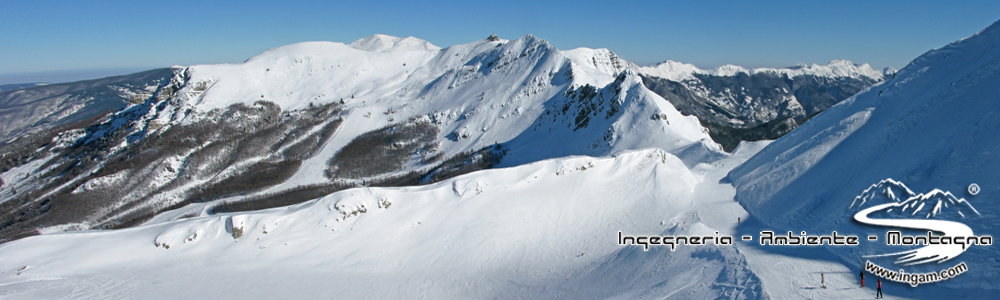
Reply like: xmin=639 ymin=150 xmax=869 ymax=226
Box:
xmin=860 ymin=270 xmax=864 ymax=288
xmin=876 ymin=278 xmax=882 ymax=298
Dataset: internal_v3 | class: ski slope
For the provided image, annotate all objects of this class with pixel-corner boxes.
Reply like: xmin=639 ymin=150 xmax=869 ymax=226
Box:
xmin=728 ymin=19 xmax=1000 ymax=295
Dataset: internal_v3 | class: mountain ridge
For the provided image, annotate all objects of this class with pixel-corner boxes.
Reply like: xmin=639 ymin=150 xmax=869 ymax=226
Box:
xmin=639 ymin=59 xmax=886 ymax=82
xmin=637 ymin=59 xmax=883 ymax=151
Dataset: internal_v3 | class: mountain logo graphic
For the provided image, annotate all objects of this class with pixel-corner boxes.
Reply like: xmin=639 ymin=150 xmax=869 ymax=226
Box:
xmin=850 ymin=178 xmax=985 ymax=266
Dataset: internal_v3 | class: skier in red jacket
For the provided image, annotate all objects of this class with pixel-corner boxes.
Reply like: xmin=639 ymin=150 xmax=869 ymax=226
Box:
xmin=876 ymin=278 xmax=882 ymax=298
xmin=860 ymin=271 xmax=864 ymax=287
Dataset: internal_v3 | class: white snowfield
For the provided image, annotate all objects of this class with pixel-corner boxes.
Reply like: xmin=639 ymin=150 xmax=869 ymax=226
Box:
xmin=5 ymin=21 xmax=999 ymax=298
xmin=0 ymin=149 xmax=733 ymax=299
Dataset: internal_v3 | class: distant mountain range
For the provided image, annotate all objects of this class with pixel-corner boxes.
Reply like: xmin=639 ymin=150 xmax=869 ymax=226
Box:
xmin=638 ymin=60 xmax=890 ymax=151
xmin=0 ymin=70 xmax=175 ymax=144
xmin=0 ymin=83 xmax=47 ymax=93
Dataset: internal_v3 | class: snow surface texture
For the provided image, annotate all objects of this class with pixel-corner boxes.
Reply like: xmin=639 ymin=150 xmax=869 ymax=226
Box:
xmin=0 ymin=139 xmax=895 ymax=299
xmin=728 ymin=19 xmax=1000 ymax=294
xmin=0 ymin=149 xmax=760 ymax=299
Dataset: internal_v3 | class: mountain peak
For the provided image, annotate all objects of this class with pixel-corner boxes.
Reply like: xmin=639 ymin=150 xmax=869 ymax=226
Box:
xmin=709 ymin=64 xmax=750 ymax=76
xmin=348 ymin=34 xmax=441 ymax=52
xmin=882 ymin=66 xmax=897 ymax=77
xmin=765 ymin=60 xmax=883 ymax=80
xmin=511 ymin=33 xmax=548 ymax=47
xmin=636 ymin=60 xmax=702 ymax=81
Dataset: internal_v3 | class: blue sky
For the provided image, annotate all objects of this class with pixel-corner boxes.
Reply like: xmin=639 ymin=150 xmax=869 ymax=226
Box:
xmin=1 ymin=0 xmax=998 ymax=84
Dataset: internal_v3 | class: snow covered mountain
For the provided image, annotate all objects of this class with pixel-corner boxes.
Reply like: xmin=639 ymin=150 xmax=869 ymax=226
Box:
xmin=728 ymin=19 xmax=1000 ymax=293
xmin=0 ymin=34 xmax=714 ymax=242
xmin=638 ymin=60 xmax=885 ymax=151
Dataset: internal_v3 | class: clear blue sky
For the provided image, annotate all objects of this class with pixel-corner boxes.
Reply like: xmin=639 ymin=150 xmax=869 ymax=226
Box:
xmin=2 ymin=0 xmax=998 ymax=84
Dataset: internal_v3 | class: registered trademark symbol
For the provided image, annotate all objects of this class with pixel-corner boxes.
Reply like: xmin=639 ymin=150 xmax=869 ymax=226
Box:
xmin=968 ymin=183 xmax=980 ymax=195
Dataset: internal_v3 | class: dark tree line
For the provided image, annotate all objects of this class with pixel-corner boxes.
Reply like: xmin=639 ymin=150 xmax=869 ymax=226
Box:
xmin=326 ymin=120 xmax=440 ymax=179
xmin=213 ymin=144 xmax=506 ymax=214
xmin=0 ymin=97 xmax=346 ymax=242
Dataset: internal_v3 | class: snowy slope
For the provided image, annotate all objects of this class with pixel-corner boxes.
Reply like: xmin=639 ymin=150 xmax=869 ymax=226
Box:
xmin=0 ymin=139 xmax=897 ymax=299
xmin=728 ymin=19 xmax=1000 ymax=294
xmin=347 ymin=34 xmax=442 ymax=52
xmin=0 ymin=149 xmax=765 ymax=299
